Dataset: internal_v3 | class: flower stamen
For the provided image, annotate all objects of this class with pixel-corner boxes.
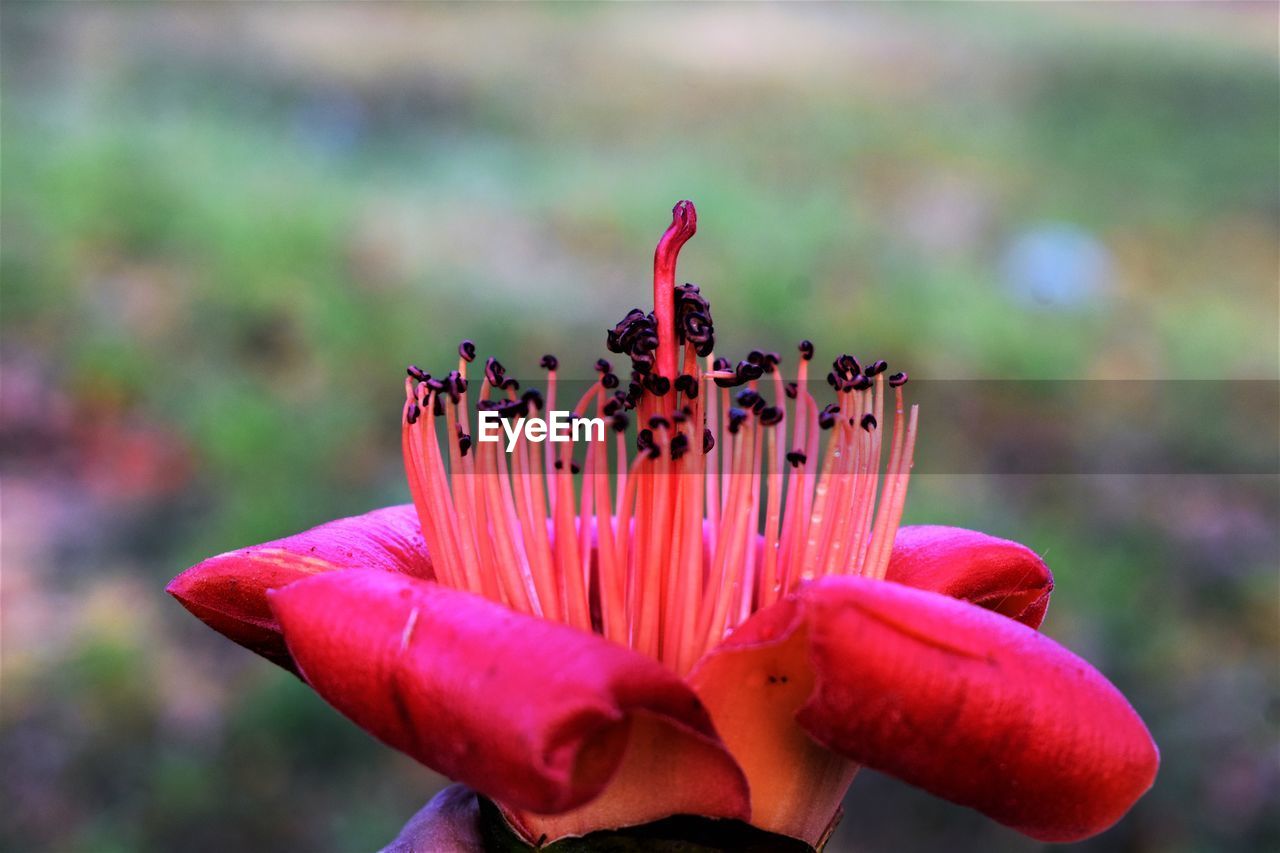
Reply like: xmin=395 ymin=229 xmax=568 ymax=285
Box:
xmin=399 ymin=201 xmax=918 ymax=673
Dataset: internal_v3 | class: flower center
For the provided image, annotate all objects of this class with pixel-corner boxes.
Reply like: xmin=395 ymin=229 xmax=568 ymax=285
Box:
xmin=401 ymin=201 xmax=917 ymax=674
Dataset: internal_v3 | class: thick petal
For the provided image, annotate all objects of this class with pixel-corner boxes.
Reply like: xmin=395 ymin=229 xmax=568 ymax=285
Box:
xmin=887 ymin=525 xmax=1054 ymax=628
xmin=166 ymin=504 xmax=431 ymax=669
xmin=688 ymin=603 xmax=855 ymax=848
xmin=789 ymin=576 xmax=1158 ymax=842
xmin=268 ymin=569 xmax=749 ymax=827
xmin=380 ymin=785 xmax=484 ymax=853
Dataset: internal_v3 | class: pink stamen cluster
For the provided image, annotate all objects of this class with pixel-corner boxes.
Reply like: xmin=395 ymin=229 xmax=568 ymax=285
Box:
xmin=401 ymin=202 xmax=918 ymax=675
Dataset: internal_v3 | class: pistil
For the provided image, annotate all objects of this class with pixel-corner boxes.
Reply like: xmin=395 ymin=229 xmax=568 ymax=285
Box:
xmin=400 ymin=201 xmax=918 ymax=674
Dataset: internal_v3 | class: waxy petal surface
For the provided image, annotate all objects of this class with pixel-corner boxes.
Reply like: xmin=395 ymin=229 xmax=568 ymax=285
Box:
xmin=688 ymin=602 xmax=855 ymax=848
xmin=786 ymin=576 xmax=1158 ymax=842
xmin=887 ymin=525 xmax=1054 ymax=628
xmin=268 ymin=570 xmax=749 ymax=820
xmin=166 ymin=504 xmax=431 ymax=669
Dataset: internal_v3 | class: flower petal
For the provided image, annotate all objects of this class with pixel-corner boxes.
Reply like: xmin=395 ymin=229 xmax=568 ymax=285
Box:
xmin=166 ymin=504 xmax=431 ymax=670
xmin=687 ymin=599 xmax=855 ymax=848
xmin=887 ymin=525 xmax=1054 ymax=628
xmin=379 ymin=785 xmax=484 ymax=853
xmin=791 ymin=576 xmax=1158 ymax=842
xmin=268 ymin=569 xmax=750 ymax=824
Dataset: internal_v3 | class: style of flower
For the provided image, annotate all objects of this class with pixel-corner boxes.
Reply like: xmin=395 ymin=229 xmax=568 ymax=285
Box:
xmin=168 ymin=201 xmax=1158 ymax=850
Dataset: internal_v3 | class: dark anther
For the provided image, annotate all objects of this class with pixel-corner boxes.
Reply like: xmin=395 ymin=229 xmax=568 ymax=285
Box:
xmin=785 ymin=381 xmax=798 ymax=399
xmin=607 ymin=308 xmax=648 ymax=352
xmin=601 ymin=372 xmax=619 ymax=389
xmin=540 ymin=354 xmax=559 ymax=371
xmin=759 ymin=406 xmax=784 ymax=426
xmin=407 ymin=365 xmax=429 ymax=382
xmin=521 ymin=389 xmax=545 ymax=411
xmin=603 ymin=399 xmax=620 ymax=417
xmin=866 ymin=359 xmax=887 ymax=377
xmin=712 ymin=356 xmax=732 ymax=373
xmin=861 ymin=413 xmax=877 ymax=431
xmin=648 ymin=415 xmax=670 ymax=431
xmin=501 ymin=377 xmax=521 ymax=392
xmin=425 ymin=377 xmax=446 ymax=393
xmin=761 ymin=352 xmax=781 ymax=374
xmin=646 ymin=375 xmax=671 ymax=396
xmin=405 ymin=402 xmax=420 ymax=425
xmin=852 ymin=374 xmax=872 ymax=391
xmin=671 ymin=409 xmax=687 ymax=425
xmin=736 ymin=389 xmax=760 ymax=409
xmin=610 ymin=412 xmax=630 ymax=432
xmin=595 ymin=358 xmax=612 ymax=374
xmin=702 ymin=428 xmax=716 ymax=454
xmin=835 ymin=354 xmax=861 ymax=377
xmin=432 ymin=395 xmax=446 ymax=417
xmin=888 ymin=371 xmax=908 ymax=387
xmin=445 ymin=371 xmax=466 ymax=404
xmin=457 ymin=431 xmax=473 ymax=456
xmin=786 ymin=449 xmax=807 ymax=467
xmin=747 ymin=350 xmax=765 ymax=365
xmin=484 ymin=357 xmax=505 ymax=387
xmin=674 ymin=373 xmax=697 ymax=395
xmin=607 ymin=308 xmax=669 ymax=373
xmin=670 ymin=433 xmax=690 ymax=460
xmin=554 ymin=460 xmax=564 ymax=470
xmin=636 ymin=428 xmax=655 ymax=454
xmin=478 ymin=398 xmax=527 ymax=420
xmin=798 ymin=340 xmax=814 ymax=361
xmin=826 ymin=371 xmax=840 ymax=389
xmin=458 ymin=340 xmax=477 ymax=363
xmin=727 ymin=407 xmax=749 ymax=434
xmin=570 ymin=462 xmax=581 ymax=475
xmin=714 ymin=358 xmax=764 ymax=388
xmin=818 ymin=404 xmax=840 ymax=430
xmin=674 ymin=282 xmax=715 ymax=356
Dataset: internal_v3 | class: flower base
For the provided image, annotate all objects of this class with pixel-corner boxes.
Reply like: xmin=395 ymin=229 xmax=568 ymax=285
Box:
xmin=479 ymin=797 xmax=824 ymax=852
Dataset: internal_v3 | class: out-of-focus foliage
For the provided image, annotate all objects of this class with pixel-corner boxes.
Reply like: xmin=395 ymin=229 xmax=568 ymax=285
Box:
xmin=1 ymin=4 xmax=1276 ymax=852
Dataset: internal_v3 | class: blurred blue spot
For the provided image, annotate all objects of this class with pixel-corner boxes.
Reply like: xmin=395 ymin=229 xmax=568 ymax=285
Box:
xmin=1000 ymin=224 xmax=1112 ymax=310
xmin=292 ymin=89 xmax=366 ymax=157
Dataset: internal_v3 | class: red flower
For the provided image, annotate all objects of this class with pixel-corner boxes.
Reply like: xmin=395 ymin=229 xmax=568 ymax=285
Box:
xmin=168 ymin=202 xmax=1157 ymax=849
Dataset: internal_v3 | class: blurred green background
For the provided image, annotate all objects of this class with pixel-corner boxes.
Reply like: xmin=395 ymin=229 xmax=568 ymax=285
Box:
xmin=2 ymin=3 xmax=1276 ymax=852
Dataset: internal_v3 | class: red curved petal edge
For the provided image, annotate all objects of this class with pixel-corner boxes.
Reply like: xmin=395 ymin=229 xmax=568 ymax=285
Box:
xmin=165 ymin=504 xmax=431 ymax=670
xmin=268 ymin=569 xmax=749 ymax=818
xmin=782 ymin=576 xmax=1157 ymax=842
xmin=887 ymin=525 xmax=1054 ymax=628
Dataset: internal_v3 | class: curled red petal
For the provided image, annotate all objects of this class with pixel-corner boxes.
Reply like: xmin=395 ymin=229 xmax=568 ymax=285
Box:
xmin=268 ymin=569 xmax=749 ymax=820
xmin=887 ymin=525 xmax=1054 ymax=628
xmin=165 ymin=504 xmax=431 ymax=669
xmin=792 ymin=576 xmax=1158 ymax=842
